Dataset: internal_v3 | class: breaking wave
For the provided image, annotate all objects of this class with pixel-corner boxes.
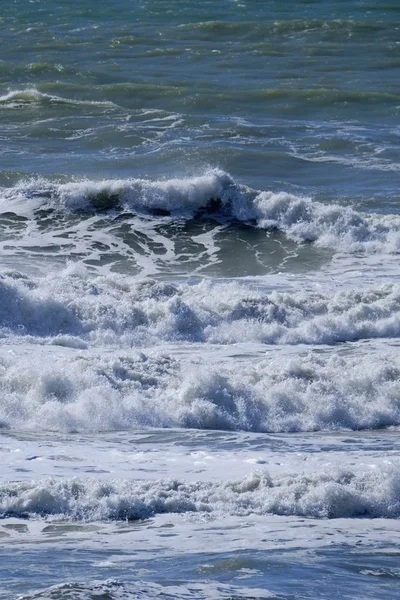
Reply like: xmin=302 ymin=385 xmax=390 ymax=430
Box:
xmin=14 ymin=579 xmax=275 ymax=600
xmin=0 ymin=88 xmax=115 ymax=108
xmin=2 ymin=268 xmax=400 ymax=347
xmin=1 ymin=334 xmax=400 ymax=433
xmin=3 ymin=169 xmax=400 ymax=254
xmin=2 ymin=465 xmax=400 ymax=521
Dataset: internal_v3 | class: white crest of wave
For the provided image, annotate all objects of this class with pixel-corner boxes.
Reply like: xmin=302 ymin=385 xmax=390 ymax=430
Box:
xmin=53 ymin=168 xmax=237 ymax=214
xmin=253 ymin=190 xmax=400 ymax=253
xmin=3 ymin=169 xmax=400 ymax=253
xmin=0 ymin=87 xmax=45 ymax=104
xmin=0 ymin=87 xmax=115 ymax=108
xmin=2 ymin=465 xmax=400 ymax=520
xmin=15 ymin=579 xmax=273 ymax=600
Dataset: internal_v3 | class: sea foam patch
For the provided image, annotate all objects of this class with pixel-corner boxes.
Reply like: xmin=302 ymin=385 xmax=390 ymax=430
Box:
xmin=12 ymin=579 xmax=279 ymax=600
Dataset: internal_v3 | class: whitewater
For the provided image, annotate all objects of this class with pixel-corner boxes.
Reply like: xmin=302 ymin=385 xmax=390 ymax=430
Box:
xmin=2 ymin=0 xmax=400 ymax=599
xmin=3 ymin=173 xmax=400 ymax=600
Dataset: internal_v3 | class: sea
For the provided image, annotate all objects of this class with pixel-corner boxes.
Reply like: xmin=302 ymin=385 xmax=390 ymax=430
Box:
xmin=1 ymin=1 xmax=400 ymax=598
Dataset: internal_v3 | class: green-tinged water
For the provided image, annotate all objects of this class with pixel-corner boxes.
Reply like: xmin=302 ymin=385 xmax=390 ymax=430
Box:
xmin=0 ymin=0 xmax=399 ymax=203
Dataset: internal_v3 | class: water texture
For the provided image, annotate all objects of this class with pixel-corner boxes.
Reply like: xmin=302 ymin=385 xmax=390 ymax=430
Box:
xmin=1 ymin=1 xmax=400 ymax=599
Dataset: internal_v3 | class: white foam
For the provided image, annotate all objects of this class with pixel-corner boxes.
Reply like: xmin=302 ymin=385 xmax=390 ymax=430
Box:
xmin=0 ymin=87 xmax=115 ymax=108
xmin=253 ymin=190 xmax=400 ymax=253
xmin=2 ymin=268 xmax=400 ymax=347
xmin=1 ymin=333 xmax=400 ymax=433
xmin=2 ymin=267 xmax=400 ymax=434
xmin=3 ymin=169 xmax=400 ymax=255
xmin=42 ymin=169 xmax=235 ymax=215
xmin=15 ymin=579 xmax=277 ymax=600
xmin=2 ymin=463 xmax=400 ymax=521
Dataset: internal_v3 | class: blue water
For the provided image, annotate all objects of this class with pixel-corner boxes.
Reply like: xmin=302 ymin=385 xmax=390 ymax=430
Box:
xmin=2 ymin=546 xmax=400 ymax=600
xmin=1 ymin=0 xmax=400 ymax=202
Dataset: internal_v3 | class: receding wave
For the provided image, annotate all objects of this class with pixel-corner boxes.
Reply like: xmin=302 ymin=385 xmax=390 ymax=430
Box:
xmin=2 ymin=465 xmax=400 ymax=521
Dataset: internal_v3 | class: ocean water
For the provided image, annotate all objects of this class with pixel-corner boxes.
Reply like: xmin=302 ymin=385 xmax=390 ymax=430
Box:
xmin=1 ymin=1 xmax=400 ymax=598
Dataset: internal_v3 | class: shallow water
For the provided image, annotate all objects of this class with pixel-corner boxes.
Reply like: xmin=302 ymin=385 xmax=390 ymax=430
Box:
xmin=2 ymin=428 xmax=400 ymax=599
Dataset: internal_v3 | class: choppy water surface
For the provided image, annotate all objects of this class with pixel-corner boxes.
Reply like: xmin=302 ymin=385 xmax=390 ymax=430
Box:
xmin=1 ymin=0 xmax=400 ymax=598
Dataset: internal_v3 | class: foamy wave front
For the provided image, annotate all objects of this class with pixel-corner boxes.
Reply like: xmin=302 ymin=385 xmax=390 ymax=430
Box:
xmin=2 ymin=465 xmax=400 ymax=521
xmin=2 ymin=269 xmax=400 ymax=347
xmin=3 ymin=169 xmax=400 ymax=254
xmin=13 ymin=579 xmax=281 ymax=600
xmin=1 ymin=340 xmax=400 ymax=433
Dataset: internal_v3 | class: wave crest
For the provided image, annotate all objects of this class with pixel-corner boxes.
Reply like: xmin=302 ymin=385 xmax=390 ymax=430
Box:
xmin=0 ymin=88 xmax=115 ymax=108
xmin=3 ymin=169 xmax=400 ymax=254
